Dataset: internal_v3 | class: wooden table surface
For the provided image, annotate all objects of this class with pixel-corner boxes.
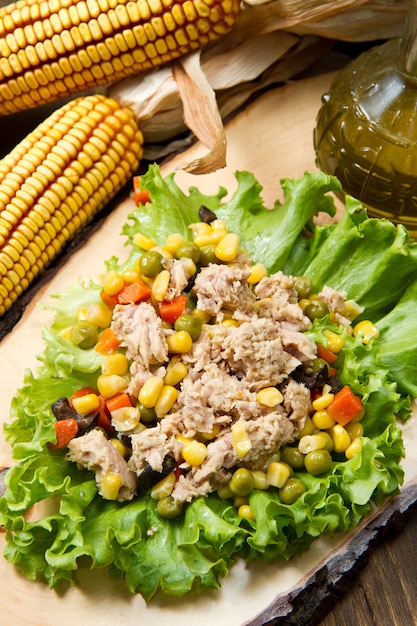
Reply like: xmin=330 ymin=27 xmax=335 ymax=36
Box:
xmin=1 ymin=64 xmax=417 ymax=626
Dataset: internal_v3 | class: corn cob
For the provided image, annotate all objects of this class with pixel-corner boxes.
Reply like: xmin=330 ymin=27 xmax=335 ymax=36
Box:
xmin=0 ymin=0 xmax=241 ymax=116
xmin=0 ymin=93 xmax=143 ymax=316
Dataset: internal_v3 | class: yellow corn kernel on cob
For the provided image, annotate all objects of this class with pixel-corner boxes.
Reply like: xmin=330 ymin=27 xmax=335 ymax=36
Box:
xmin=0 ymin=93 xmax=143 ymax=316
xmin=0 ymin=0 xmax=241 ymax=116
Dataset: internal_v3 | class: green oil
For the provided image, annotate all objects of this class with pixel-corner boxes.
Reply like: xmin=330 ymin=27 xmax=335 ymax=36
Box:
xmin=314 ymin=34 xmax=417 ymax=238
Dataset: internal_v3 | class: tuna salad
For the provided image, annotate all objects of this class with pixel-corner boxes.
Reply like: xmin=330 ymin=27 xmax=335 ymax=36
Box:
xmin=53 ymin=211 xmax=365 ymax=518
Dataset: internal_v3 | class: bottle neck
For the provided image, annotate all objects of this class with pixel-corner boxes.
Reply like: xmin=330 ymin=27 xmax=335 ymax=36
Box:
xmin=399 ymin=0 xmax=417 ymax=76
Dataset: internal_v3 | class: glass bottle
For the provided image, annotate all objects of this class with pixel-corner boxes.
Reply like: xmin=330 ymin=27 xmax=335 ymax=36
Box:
xmin=314 ymin=0 xmax=417 ymax=237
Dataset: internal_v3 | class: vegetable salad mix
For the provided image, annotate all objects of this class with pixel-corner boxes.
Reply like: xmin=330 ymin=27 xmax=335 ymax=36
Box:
xmin=1 ymin=164 xmax=417 ymax=601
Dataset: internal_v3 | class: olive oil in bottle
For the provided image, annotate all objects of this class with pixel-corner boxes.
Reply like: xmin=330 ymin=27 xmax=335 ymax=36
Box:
xmin=314 ymin=0 xmax=417 ymax=237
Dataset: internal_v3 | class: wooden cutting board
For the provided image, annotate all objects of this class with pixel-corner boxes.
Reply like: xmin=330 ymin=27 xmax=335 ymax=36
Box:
xmin=1 ymin=71 xmax=416 ymax=626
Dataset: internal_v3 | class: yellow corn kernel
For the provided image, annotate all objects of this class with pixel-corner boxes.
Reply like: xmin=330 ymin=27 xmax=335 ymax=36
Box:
xmin=176 ymin=433 xmax=192 ymax=445
xmin=247 ymin=263 xmax=268 ymax=285
xmin=256 ymin=387 xmax=283 ymax=408
xmin=192 ymin=308 xmax=211 ymax=323
xmin=60 ymin=326 xmax=73 ymax=341
xmin=121 ymin=269 xmax=141 ymax=284
xmin=109 ymin=438 xmax=129 ymax=458
xmin=312 ymin=393 xmax=335 ymax=412
xmin=231 ymin=421 xmax=252 ymax=458
xmin=102 ymin=269 xmax=124 ymax=296
xmin=138 ymin=375 xmax=164 ymax=408
xmin=100 ymin=473 xmax=122 ymax=500
xmin=154 ymin=385 xmax=178 ymax=418
xmin=298 ymin=298 xmax=310 ymax=311
xmin=152 ymin=269 xmax=171 ymax=302
xmin=72 ymin=393 xmax=100 ymax=415
xmin=251 ymin=470 xmax=269 ymax=490
xmin=211 ymin=219 xmax=227 ymax=232
xmin=353 ymin=320 xmax=380 ymax=344
xmin=166 ymin=330 xmax=193 ymax=354
xmin=345 ymin=422 xmax=364 ymax=439
xmin=266 ymin=461 xmax=292 ymax=489
xmin=312 ymin=409 xmax=336 ymax=430
xmin=133 ymin=232 xmax=157 ymax=251
xmin=328 ymin=424 xmax=351 ymax=453
xmin=150 ymin=471 xmax=176 ymax=500
xmin=222 ymin=319 xmax=239 ymax=328
xmin=164 ymin=233 xmax=185 ymax=256
xmin=298 ymin=433 xmax=326 ymax=454
xmin=215 ymin=233 xmax=240 ymax=262
xmin=299 ymin=416 xmax=316 ymax=438
xmin=150 ymin=246 xmax=173 ymax=261
xmin=164 ymin=357 xmax=187 ymax=387
xmin=323 ymin=330 xmax=345 ymax=353
xmin=110 ymin=407 xmax=140 ymax=432
xmin=345 ymin=438 xmax=362 ymax=460
xmin=189 ymin=222 xmax=212 ymax=237
xmin=76 ymin=307 xmax=88 ymax=321
xmin=201 ymin=424 xmax=221 ymax=440
xmin=101 ymin=352 xmax=129 ymax=376
xmin=97 ymin=374 xmax=127 ymax=399
xmin=85 ymin=302 xmax=113 ymax=328
xmin=182 ymin=440 xmax=208 ymax=466
xmin=238 ymin=504 xmax=256 ymax=521
xmin=180 ymin=257 xmax=197 ymax=277
xmin=343 ymin=299 xmax=364 ymax=321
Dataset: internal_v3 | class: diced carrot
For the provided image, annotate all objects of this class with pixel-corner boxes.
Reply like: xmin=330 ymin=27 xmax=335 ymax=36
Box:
xmin=133 ymin=176 xmax=150 ymax=206
xmin=117 ymin=280 xmax=152 ymax=305
xmin=48 ymin=418 xmax=79 ymax=450
xmin=100 ymin=290 xmax=119 ymax=310
xmin=106 ymin=392 xmax=132 ymax=413
xmin=69 ymin=386 xmax=96 ymax=408
xmin=95 ymin=328 xmax=120 ymax=354
xmin=329 ymin=367 xmax=337 ymax=377
xmin=96 ymin=395 xmax=115 ymax=435
xmin=159 ymin=294 xmax=188 ymax=324
xmin=317 ymin=343 xmax=338 ymax=364
xmin=327 ymin=385 xmax=363 ymax=426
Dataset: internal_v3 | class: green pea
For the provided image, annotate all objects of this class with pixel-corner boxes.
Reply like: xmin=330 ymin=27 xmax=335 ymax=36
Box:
xmin=199 ymin=244 xmax=220 ymax=266
xmin=279 ymin=477 xmax=306 ymax=504
xmin=294 ymin=276 xmax=313 ymax=299
xmin=229 ymin=468 xmax=255 ymax=497
xmin=174 ymin=314 xmax=203 ymax=341
xmin=304 ymin=299 xmax=329 ymax=321
xmin=176 ymin=242 xmax=201 ymax=264
xmin=138 ymin=403 xmax=157 ymax=423
xmin=318 ymin=432 xmax=334 ymax=453
xmin=70 ymin=321 xmax=98 ymax=349
xmin=304 ymin=449 xmax=332 ymax=475
xmin=311 ymin=358 xmax=330 ymax=375
xmin=156 ymin=496 xmax=183 ymax=519
xmin=138 ymin=251 xmax=164 ymax=277
xmin=281 ymin=446 xmax=305 ymax=470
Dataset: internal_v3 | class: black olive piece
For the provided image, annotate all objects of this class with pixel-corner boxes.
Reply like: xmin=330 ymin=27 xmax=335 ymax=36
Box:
xmin=327 ymin=375 xmax=344 ymax=394
xmin=51 ymin=397 xmax=99 ymax=434
xmin=137 ymin=455 xmax=177 ymax=491
xmin=183 ymin=274 xmax=197 ymax=292
xmin=52 ymin=397 xmax=78 ymax=420
xmin=198 ymin=205 xmax=217 ymax=224
xmin=291 ymin=364 xmax=328 ymax=389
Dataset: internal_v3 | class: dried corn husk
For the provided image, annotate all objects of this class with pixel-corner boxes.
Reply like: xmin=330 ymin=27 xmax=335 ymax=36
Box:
xmin=107 ymin=0 xmax=407 ymax=172
xmin=109 ymin=32 xmax=333 ymax=169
